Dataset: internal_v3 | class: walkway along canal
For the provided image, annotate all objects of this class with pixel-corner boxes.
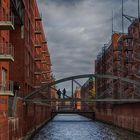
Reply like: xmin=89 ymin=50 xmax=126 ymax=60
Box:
xmin=33 ymin=114 xmax=140 ymax=140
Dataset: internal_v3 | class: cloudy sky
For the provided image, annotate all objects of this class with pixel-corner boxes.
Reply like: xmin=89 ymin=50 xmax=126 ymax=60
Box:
xmin=37 ymin=0 xmax=138 ymax=91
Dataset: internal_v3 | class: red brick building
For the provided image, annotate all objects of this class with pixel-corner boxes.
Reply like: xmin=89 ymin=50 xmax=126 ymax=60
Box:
xmin=0 ymin=0 xmax=14 ymax=139
xmin=95 ymin=19 xmax=140 ymax=133
xmin=0 ymin=0 xmax=54 ymax=139
xmin=74 ymin=86 xmax=81 ymax=110
xmin=95 ymin=20 xmax=140 ymax=102
xmin=9 ymin=0 xmax=52 ymax=97
xmin=95 ymin=33 xmax=121 ymax=100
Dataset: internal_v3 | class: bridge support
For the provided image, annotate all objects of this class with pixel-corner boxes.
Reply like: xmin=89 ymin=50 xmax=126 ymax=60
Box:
xmin=51 ymin=110 xmax=96 ymax=120
xmin=71 ymin=79 xmax=74 ymax=109
xmin=73 ymin=79 xmax=82 ymax=87
xmin=72 ymin=80 xmax=74 ymax=98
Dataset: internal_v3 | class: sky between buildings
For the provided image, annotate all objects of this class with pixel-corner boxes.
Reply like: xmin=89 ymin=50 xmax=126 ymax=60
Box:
xmin=37 ymin=0 xmax=139 ymax=93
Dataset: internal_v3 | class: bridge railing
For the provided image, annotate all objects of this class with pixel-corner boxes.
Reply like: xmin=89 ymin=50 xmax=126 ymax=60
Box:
xmin=23 ymin=74 xmax=140 ymax=103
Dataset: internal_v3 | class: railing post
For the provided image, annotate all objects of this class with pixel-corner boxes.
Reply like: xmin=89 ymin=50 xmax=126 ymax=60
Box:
xmin=72 ymin=79 xmax=74 ymax=98
xmin=132 ymin=85 xmax=135 ymax=99
xmin=48 ymin=86 xmax=51 ymax=105
xmin=95 ymin=77 xmax=98 ymax=99
xmin=119 ymin=78 xmax=122 ymax=99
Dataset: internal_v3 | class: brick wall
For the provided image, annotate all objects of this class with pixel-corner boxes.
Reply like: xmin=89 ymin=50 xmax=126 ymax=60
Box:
xmin=0 ymin=0 xmax=12 ymax=139
xmin=0 ymin=1 xmax=55 ymax=139
xmin=8 ymin=98 xmax=52 ymax=140
xmin=95 ymin=103 xmax=140 ymax=133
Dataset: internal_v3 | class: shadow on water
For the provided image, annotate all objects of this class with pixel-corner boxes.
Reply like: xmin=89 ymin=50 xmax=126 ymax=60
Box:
xmin=33 ymin=114 xmax=140 ymax=140
xmin=52 ymin=120 xmax=93 ymax=122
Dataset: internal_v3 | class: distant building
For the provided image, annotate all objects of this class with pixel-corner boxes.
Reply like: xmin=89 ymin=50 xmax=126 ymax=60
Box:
xmin=50 ymin=76 xmax=58 ymax=111
xmin=95 ymin=19 xmax=140 ymax=112
xmin=74 ymin=86 xmax=81 ymax=110
xmin=81 ymin=77 xmax=95 ymax=111
xmin=58 ymin=97 xmax=73 ymax=111
xmin=95 ymin=33 xmax=120 ymax=100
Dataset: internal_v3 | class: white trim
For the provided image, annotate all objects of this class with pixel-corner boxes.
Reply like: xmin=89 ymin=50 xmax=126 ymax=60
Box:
xmin=0 ymin=91 xmax=14 ymax=96
xmin=0 ymin=21 xmax=14 ymax=30
xmin=0 ymin=55 xmax=14 ymax=61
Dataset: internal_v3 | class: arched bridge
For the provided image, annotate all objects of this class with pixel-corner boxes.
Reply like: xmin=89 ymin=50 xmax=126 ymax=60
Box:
xmin=24 ymin=74 xmax=140 ymax=103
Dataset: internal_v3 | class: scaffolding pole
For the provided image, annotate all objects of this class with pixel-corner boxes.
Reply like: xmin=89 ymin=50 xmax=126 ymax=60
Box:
xmin=122 ymin=0 xmax=124 ymax=34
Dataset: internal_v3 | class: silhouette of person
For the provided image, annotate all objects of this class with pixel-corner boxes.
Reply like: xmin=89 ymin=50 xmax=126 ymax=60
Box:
xmin=57 ymin=89 xmax=61 ymax=99
xmin=63 ymin=88 xmax=66 ymax=99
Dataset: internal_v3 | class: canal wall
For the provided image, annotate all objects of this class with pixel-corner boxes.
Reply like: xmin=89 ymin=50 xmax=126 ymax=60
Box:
xmin=8 ymin=98 xmax=52 ymax=140
xmin=95 ymin=102 xmax=140 ymax=133
xmin=79 ymin=112 xmax=95 ymax=120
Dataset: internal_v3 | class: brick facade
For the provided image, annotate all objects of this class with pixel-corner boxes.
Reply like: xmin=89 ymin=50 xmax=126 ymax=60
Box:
xmin=0 ymin=0 xmax=55 ymax=139
xmin=74 ymin=86 xmax=81 ymax=110
xmin=95 ymin=19 xmax=140 ymax=102
xmin=81 ymin=78 xmax=95 ymax=111
xmin=0 ymin=0 xmax=13 ymax=139
xmin=95 ymin=19 xmax=140 ymax=133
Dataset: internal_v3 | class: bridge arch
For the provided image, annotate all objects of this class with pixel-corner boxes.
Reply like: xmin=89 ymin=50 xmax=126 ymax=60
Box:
xmin=24 ymin=74 xmax=140 ymax=100
xmin=48 ymin=74 xmax=140 ymax=86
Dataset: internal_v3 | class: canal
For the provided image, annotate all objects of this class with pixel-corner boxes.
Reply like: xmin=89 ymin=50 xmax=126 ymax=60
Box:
xmin=33 ymin=114 xmax=140 ymax=140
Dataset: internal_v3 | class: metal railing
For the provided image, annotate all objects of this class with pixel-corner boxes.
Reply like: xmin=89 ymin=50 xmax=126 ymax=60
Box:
xmin=0 ymin=15 xmax=14 ymax=23
xmin=0 ymin=81 xmax=14 ymax=96
xmin=42 ymin=70 xmax=51 ymax=74
xmin=35 ymin=27 xmax=42 ymax=34
xmin=34 ymin=54 xmax=42 ymax=61
xmin=34 ymin=68 xmax=42 ymax=75
xmin=114 ymin=44 xmax=123 ymax=51
xmin=0 ymin=43 xmax=14 ymax=60
xmin=133 ymin=52 xmax=140 ymax=62
xmin=124 ymin=58 xmax=133 ymax=64
xmin=35 ymin=13 xmax=42 ymax=21
xmin=133 ymin=67 xmax=140 ymax=78
xmin=42 ymin=50 xmax=48 ymax=54
xmin=0 ymin=13 xmax=15 ymax=30
xmin=8 ymin=93 xmax=17 ymax=117
xmin=113 ymin=57 xmax=121 ymax=61
xmin=133 ymin=37 xmax=140 ymax=44
xmin=34 ymin=41 xmax=41 ymax=48
xmin=42 ymin=47 xmax=49 ymax=54
xmin=34 ymin=81 xmax=41 ymax=88
xmin=123 ymin=34 xmax=133 ymax=40
xmin=134 ymin=85 xmax=140 ymax=96
xmin=41 ymin=81 xmax=49 ymax=84
xmin=41 ymin=60 xmax=48 ymax=63
xmin=123 ymin=44 xmax=133 ymax=51
xmin=42 ymin=39 xmax=47 ymax=44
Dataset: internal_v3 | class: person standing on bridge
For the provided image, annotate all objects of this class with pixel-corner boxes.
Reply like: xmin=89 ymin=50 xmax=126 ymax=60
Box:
xmin=62 ymin=88 xmax=66 ymax=99
xmin=57 ymin=89 xmax=61 ymax=99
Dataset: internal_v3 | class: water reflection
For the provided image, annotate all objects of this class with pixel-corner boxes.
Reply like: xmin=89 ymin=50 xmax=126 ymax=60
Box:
xmin=33 ymin=114 xmax=140 ymax=140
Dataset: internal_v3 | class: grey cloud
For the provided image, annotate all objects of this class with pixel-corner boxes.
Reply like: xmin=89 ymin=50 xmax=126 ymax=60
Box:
xmin=37 ymin=0 xmax=138 ymax=90
xmin=44 ymin=0 xmax=84 ymax=5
